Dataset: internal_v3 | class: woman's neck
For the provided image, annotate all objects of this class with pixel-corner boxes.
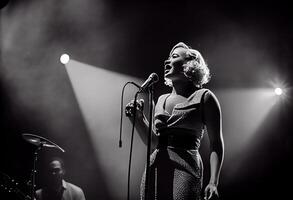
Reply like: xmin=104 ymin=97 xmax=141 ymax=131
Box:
xmin=171 ymin=80 xmax=199 ymax=97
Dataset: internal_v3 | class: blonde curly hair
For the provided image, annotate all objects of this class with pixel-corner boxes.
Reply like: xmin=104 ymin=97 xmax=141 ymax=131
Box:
xmin=165 ymin=42 xmax=211 ymax=88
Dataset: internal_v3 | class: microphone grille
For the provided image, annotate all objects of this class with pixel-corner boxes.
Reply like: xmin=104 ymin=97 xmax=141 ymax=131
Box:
xmin=150 ymin=73 xmax=159 ymax=82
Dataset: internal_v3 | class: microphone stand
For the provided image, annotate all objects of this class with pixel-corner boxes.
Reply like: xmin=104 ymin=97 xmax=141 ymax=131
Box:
xmin=30 ymin=143 xmax=43 ymax=200
xmin=144 ymin=85 xmax=154 ymax=200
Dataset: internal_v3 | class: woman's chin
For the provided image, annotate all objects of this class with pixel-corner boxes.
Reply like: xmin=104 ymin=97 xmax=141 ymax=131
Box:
xmin=165 ymin=72 xmax=185 ymax=80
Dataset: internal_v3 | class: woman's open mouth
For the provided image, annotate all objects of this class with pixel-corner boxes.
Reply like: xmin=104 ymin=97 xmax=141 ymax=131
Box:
xmin=164 ymin=64 xmax=172 ymax=74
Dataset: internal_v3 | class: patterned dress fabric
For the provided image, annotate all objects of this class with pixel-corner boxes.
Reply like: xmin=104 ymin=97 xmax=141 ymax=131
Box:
xmin=140 ymin=89 xmax=209 ymax=200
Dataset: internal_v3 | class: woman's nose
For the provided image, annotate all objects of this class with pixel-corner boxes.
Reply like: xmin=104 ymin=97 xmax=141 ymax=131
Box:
xmin=164 ymin=60 xmax=170 ymax=65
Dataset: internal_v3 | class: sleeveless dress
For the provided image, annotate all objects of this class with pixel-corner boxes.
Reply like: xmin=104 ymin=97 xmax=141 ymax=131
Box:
xmin=140 ymin=88 xmax=209 ymax=200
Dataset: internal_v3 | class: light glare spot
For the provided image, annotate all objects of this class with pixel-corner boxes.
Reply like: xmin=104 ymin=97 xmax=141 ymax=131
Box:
xmin=274 ymin=87 xmax=283 ymax=96
xmin=60 ymin=54 xmax=70 ymax=64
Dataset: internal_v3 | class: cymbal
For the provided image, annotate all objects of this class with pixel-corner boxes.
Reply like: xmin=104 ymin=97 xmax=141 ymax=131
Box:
xmin=22 ymin=133 xmax=65 ymax=152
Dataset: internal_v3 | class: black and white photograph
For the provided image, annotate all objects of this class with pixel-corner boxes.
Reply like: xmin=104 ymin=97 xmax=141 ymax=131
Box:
xmin=1 ymin=0 xmax=292 ymax=200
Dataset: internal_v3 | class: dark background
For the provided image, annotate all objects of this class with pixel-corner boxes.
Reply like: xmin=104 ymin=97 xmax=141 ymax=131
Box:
xmin=1 ymin=0 xmax=292 ymax=199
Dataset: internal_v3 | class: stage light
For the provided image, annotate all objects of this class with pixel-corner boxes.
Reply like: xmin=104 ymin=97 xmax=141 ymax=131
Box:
xmin=274 ymin=87 xmax=283 ymax=96
xmin=60 ymin=54 xmax=70 ymax=64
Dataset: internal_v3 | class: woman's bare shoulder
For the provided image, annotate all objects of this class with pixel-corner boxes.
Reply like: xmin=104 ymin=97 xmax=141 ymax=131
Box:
xmin=203 ymin=89 xmax=221 ymax=112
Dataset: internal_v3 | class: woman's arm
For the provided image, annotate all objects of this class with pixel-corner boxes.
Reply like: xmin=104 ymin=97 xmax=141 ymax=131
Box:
xmin=203 ymin=91 xmax=224 ymax=199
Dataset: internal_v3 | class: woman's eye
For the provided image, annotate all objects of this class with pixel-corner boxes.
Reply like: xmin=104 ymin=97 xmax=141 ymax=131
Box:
xmin=172 ymin=54 xmax=179 ymax=58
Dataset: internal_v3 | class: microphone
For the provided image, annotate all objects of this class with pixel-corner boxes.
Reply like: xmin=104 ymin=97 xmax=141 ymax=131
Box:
xmin=139 ymin=73 xmax=159 ymax=92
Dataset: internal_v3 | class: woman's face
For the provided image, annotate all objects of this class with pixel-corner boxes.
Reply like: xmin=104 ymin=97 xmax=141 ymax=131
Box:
xmin=164 ymin=47 xmax=190 ymax=82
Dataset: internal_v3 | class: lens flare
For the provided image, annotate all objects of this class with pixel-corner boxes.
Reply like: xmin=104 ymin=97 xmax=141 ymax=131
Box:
xmin=274 ymin=87 xmax=283 ymax=96
xmin=60 ymin=54 xmax=70 ymax=64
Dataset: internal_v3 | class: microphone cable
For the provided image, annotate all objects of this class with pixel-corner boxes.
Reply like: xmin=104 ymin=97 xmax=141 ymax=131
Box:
xmin=119 ymin=81 xmax=140 ymax=148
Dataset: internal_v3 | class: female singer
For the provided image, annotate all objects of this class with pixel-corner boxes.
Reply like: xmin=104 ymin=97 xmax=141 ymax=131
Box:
xmin=126 ymin=42 xmax=224 ymax=200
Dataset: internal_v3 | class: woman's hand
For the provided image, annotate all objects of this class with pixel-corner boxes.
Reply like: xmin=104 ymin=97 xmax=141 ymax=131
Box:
xmin=204 ymin=183 xmax=219 ymax=200
xmin=125 ymin=99 xmax=144 ymax=119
